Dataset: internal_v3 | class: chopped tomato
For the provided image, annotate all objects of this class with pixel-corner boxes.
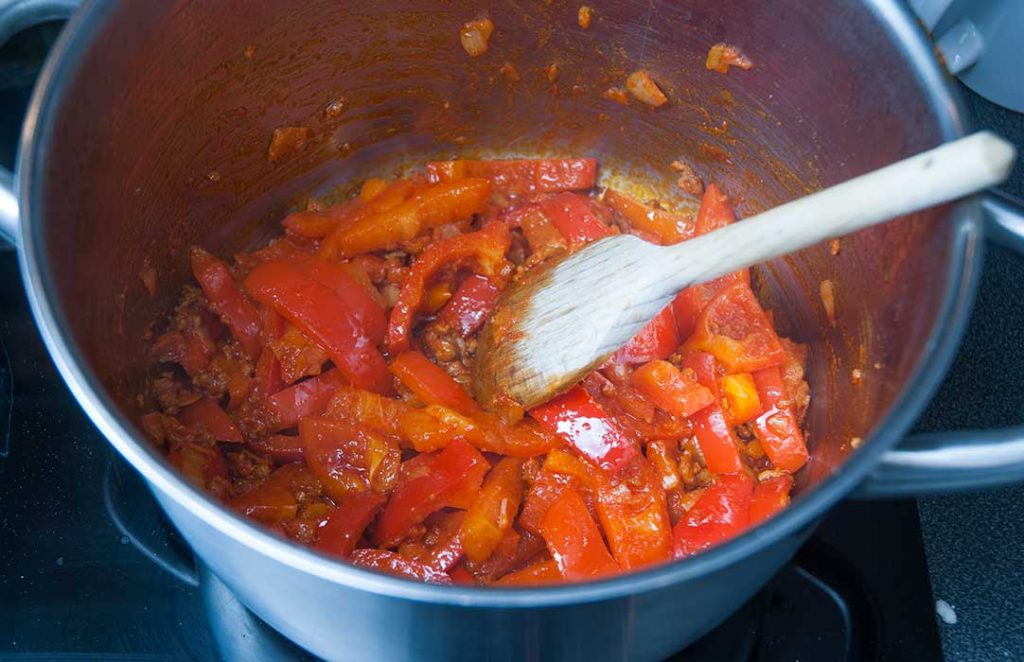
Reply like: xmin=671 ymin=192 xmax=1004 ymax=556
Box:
xmin=595 ymin=459 xmax=673 ymax=569
xmin=541 ymin=192 xmax=614 ymax=249
xmin=529 ymin=385 xmax=639 ymax=474
xmin=177 ymin=398 xmax=242 ymax=443
xmin=630 ymin=359 xmax=715 ymax=419
xmin=682 ymin=351 xmax=743 ymax=474
xmin=438 ymin=275 xmax=503 ymax=338
xmin=228 ymin=463 xmax=313 ymax=523
xmin=324 ymin=386 xmax=411 ymax=441
xmin=270 ymin=324 xmax=329 ymax=384
xmin=749 ymin=474 xmax=794 ymax=525
xmin=449 ymin=564 xmax=476 ymax=585
xmin=399 ymin=404 xmax=561 ymax=457
xmin=254 ymin=346 xmax=285 ymax=397
xmin=266 ymin=370 xmax=347 ymax=431
xmin=459 ymin=458 xmax=524 ymax=562
xmin=685 ymin=282 xmax=786 ymax=374
xmin=540 ymin=487 xmax=619 ymax=580
xmin=314 ymin=491 xmax=387 ymax=557
xmin=390 ymin=351 xmax=481 ymax=415
xmin=387 ymin=221 xmax=510 ymax=355
xmin=191 ymin=247 xmax=262 ymax=358
xmin=719 ymin=373 xmax=761 ymax=424
xmin=349 ymin=549 xmax=453 ymax=584
xmin=373 ymin=439 xmax=488 ymax=547
xmin=322 ymin=179 xmax=492 ymax=258
xmin=518 ymin=467 xmax=595 ymax=536
xmin=168 ymin=440 xmax=229 ymax=493
xmin=245 ymin=260 xmax=393 ymax=393
xmin=604 ymin=306 xmax=679 ymax=366
xmin=603 ymin=189 xmax=693 ymax=245
xmin=752 ymin=367 xmax=809 ymax=472
xmin=672 ymin=472 xmax=753 ymax=558
xmin=299 ymin=417 xmax=401 ymax=501
xmin=426 ymin=158 xmax=597 ymax=195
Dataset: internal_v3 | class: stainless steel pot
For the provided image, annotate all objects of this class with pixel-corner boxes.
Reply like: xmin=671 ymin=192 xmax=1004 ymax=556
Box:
xmin=2 ymin=0 xmax=1024 ymax=659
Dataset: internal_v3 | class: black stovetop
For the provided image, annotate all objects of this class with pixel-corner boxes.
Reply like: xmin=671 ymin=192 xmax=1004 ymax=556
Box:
xmin=1 ymin=17 xmax=1022 ymax=662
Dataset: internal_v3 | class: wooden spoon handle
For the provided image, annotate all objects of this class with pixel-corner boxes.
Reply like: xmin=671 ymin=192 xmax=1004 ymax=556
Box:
xmin=662 ymin=131 xmax=1017 ymax=290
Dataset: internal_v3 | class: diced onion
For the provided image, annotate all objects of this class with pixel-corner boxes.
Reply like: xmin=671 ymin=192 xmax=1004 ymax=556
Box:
xmin=461 ymin=18 xmax=494 ymax=57
xmin=625 ymin=70 xmax=667 ymax=107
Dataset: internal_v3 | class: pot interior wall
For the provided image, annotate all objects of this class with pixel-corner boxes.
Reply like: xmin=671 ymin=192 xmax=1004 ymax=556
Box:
xmin=38 ymin=0 xmax=955 ymax=494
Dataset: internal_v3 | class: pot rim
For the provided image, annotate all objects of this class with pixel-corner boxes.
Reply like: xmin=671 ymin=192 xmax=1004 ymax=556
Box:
xmin=14 ymin=0 xmax=979 ymax=608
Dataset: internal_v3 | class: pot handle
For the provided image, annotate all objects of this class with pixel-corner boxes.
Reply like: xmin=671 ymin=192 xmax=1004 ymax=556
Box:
xmin=0 ymin=0 xmax=81 ymax=244
xmin=856 ymin=190 xmax=1024 ymax=497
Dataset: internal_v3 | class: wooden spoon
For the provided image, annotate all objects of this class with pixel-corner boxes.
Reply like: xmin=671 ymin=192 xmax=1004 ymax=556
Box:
xmin=474 ymin=131 xmax=1017 ymax=411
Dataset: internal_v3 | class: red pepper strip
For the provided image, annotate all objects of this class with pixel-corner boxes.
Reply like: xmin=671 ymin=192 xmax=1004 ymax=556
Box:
xmin=459 ymin=457 xmax=525 ymax=562
xmin=247 ymin=434 xmax=304 ymax=463
xmin=266 ymin=370 xmax=347 ymax=431
xmin=324 ymin=179 xmax=493 ymax=258
xmin=426 ymin=158 xmax=597 ymax=195
xmin=245 ymin=260 xmax=393 ymax=394
xmin=152 ymin=326 xmax=217 ymax=379
xmin=749 ymin=474 xmax=794 ymax=525
xmin=387 ymin=221 xmax=510 ymax=355
xmin=684 ymin=282 xmax=787 ymax=374
xmin=314 ymin=491 xmax=387 ymax=558
xmin=752 ymin=367 xmax=809 ymax=472
xmin=529 ymin=385 xmax=639 ymax=474
xmin=190 ymin=247 xmax=262 ymax=359
xmin=540 ymin=487 xmax=620 ymax=580
xmin=168 ymin=440 xmax=229 ymax=491
xmin=496 ymin=559 xmax=562 ymax=586
xmin=437 ymin=274 xmax=503 ymax=338
xmin=394 ymin=447 xmax=489 ymax=511
xmin=595 ymin=458 xmax=673 ymax=570
xmin=323 ymin=386 xmax=411 ymax=443
xmin=299 ymin=418 xmax=401 ymax=501
xmin=283 ymin=195 xmax=367 ymax=239
xmin=630 ymin=359 xmax=715 ymax=419
xmin=683 ymin=351 xmax=744 ymax=474
xmin=399 ymin=405 xmax=561 ymax=457
xmin=349 ymin=549 xmax=453 ymax=584
xmin=603 ymin=189 xmax=694 ymax=245
xmin=289 ymin=253 xmax=387 ymax=344
xmin=390 ymin=351 xmax=481 ymax=415
xmin=228 ymin=463 xmax=310 ymax=523
xmin=541 ymin=192 xmax=613 ymax=249
xmin=177 ymin=398 xmax=242 ymax=443
xmin=373 ymin=439 xmax=488 ymax=547
xmin=254 ymin=347 xmax=285 ymax=397
xmin=449 ymin=564 xmax=477 ymax=585
xmin=604 ymin=305 xmax=680 ymax=366
xmin=672 ymin=472 xmax=753 ymax=558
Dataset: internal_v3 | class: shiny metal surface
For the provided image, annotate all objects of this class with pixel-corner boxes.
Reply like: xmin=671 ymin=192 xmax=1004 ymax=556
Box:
xmin=4 ymin=0 xmax=1023 ymax=658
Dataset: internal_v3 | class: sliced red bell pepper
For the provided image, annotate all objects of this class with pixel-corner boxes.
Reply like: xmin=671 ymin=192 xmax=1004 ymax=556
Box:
xmin=245 ymin=260 xmax=392 ymax=394
xmin=603 ymin=189 xmax=694 ymax=245
xmin=630 ymin=359 xmax=715 ymax=419
xmin=324 ymin=386 xmax=411 ymax=442
xmin=270 ymin=324 xmax=329 ymax=384
xmin=595 ymin=459 xmax=673 ymax=570
xmin=228 ymin=463 xmax=312 ymax=523
xmin=529 ymin=385 xmax=639 ymax=474
xmin=449 ymin=564 xmax=477 ymax=585
xmin=496 ymin=559 xmax=562 ymax=586
xmin=191 ymin=247 xmax=263 ymax=359
xmin=322 ymin=179 xmax=493 ymax=258
xmin=682 ymin=351 xmax=744 ymax=474
xmin=752 ymin=367 xmax=809 ymax=472
xmin=459 ymin=457 xmax=524 ymax=562
xmin=254 ymin=346 xmax=285 ymax=397
xmin=694 ymin=183 xmax=735 ymax=235
xmin=540 ymin=487 xmax=619 ymax=580
xmin=247 ymin=434 xmax=304 ymax=463
xmin=426 ymin=158 xmax=597 ymax=195
xmin=177 ymin=398 xmax=242 ymax=443
xmin=373 ymin=439 xmax=488 ymax=547
xmin=266 ymin=369 xmax=347 ymax=431
xmin=437 ymin=274 xmax=503 ymax=338
xmin=517 ymin=465 xmax=595 ymax=535
xmin=719 ymin=373 xmax=762 ymax=425
xmin=289 ymin=253 xmax=387 ymax=344
xmin=749 ymin=474 xmax=794 ymax=525
xmin=541 ymin=192 xmax=613 ymax=249
xmin=684 ymin=282 xmax=787 ymax=374
xmin=349 ymin=549 xmax=453 ymax=584
xmin=152 ymin=323 xmax=217 ymax=378
xmin=299 ymin=417 xmax=401 ymax=501
xmin=516 ymin=204 xmax=568 ymax=258
xmin=399 ymin=405 xmax=561 ymax=456
xmin=387 ymin=220 xmax=510 ymax=354
xmin=168 ymin=440 xmax=229 ymax=493
xmin=604 ymin=305 xmax=680 ymax=366
xmin=314 ymin=491 xmax=387 ymax=557
xmin=672 ymin=472 xmax=753 ymax=558
xmin=390 ymin=351 xmax=481 ymax=415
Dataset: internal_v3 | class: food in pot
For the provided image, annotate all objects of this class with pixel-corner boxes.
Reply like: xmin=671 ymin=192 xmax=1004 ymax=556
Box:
xmin=141 ymin=157 xmax=810 ymax=585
